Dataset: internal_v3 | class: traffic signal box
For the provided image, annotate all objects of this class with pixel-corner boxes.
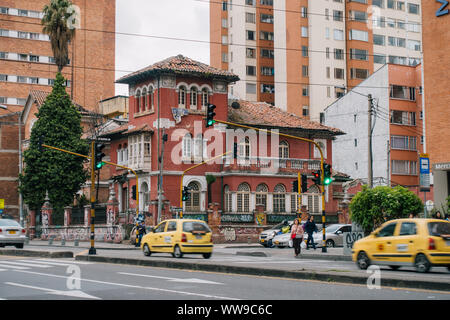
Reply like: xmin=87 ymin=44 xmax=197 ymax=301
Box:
xmin=312 ymin=170 xmax=321 ymax=185
xmin=205 ymin=104 xmax=216 ymax=127
xmin=182 ymin=186 xmax=191 ymax=201
xmin=94 ymin=143 xmax=106 ymax=170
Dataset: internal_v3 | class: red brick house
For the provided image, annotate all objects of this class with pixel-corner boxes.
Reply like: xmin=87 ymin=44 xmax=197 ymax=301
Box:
xmin=101 ymin=55 xmax=348 ymax=237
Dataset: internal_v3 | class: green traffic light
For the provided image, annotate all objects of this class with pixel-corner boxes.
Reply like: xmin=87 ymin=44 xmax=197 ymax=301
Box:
xmin=95 ymin=162 xmax=105 ymax=170
xmin=324 ymin=177 xmax=333 ymax=185
xmin=207 ymin=119 xmax=215 ymax=126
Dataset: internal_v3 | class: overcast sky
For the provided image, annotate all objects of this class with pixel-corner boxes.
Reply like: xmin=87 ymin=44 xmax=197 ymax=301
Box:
xmin=115 ymin=0 xmax=210 ymax=96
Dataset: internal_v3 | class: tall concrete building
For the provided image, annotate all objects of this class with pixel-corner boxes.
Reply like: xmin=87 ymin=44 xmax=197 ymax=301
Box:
xmin=0 ymin=0 xmax=115 ymax=221
xmin=210 ymin=0 xmax=423 ymax=122
xmin=0 ymin=0 xmax=116 ymax=114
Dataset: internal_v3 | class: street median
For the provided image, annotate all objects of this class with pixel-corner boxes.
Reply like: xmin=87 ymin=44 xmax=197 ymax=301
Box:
xmin=0 ymin=248 xmax=73 ymax=258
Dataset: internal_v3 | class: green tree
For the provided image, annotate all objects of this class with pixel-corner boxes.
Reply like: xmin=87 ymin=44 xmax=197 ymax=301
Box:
xmin=349 ymin=185 xmax=423 ymax=234
xmin=19 ymin=73 xmax=89 ymax=216
xmin=41 ymin=0 xmax=76 ymax=72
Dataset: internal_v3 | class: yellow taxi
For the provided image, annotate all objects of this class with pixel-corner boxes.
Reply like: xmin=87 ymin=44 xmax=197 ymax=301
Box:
xmin=352 ymin=218 xmax=450 ymax=273
xmin=141 ymin=219 xmax=213 ymax=259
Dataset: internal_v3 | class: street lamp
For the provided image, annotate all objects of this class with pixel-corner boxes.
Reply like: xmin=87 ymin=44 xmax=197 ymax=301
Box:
xmin=0 ymin=105 xmax=23 ymax=227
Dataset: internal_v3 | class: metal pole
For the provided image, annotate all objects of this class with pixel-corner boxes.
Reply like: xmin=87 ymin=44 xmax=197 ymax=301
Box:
xmin=18 ymin=111 xmax=23 ymax=227
xmin=89 ymin=141 xmax=96 ymax=255
xmin=368 ymin=94 xmax=373 ymax=189
xmin=157 ymin=129 xmax=166 ymax=224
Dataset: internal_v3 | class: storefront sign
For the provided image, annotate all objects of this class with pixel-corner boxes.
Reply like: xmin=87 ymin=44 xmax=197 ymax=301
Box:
xmin=436 ymin=0 xmax=449 ymax=17
xmin=433 ymin=162 xmax=450 ymax=170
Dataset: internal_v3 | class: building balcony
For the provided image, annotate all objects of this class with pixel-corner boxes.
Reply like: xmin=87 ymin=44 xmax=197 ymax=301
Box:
xmin=223 ymin=157 xmax=321 ymax=174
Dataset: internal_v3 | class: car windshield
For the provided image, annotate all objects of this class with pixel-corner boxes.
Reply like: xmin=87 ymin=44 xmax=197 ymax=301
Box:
xmin=325 ymin=225 xmax=341 ymax=233
xmin=0 ymin=219 xmax=20 ymax=227
xmin=272 ymin=221 xmax=291 ymax=230
xmin=428 ymin=222 xmax=450 ymax=236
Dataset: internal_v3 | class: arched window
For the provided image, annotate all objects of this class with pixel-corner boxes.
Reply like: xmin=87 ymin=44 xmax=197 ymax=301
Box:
xmin=141 ymin=182 xmax=149 ymax=207
xmin=182 ymin=133 xmax=192 ymax=158
xmin=186 ymin=181 xmax=201 ymax=212
xmin=148 ymin=87 xmax=154 ymax=110
xmin=194 ymin=134 xmax=203 ymax=159
xmin=117 ymin=144 xmax=123 ymax=164
xmin=307 ymin=185 xmax=321 ymax=214
xmin=142 ymin=87 xmax=147 ymax=111
xmin=224 ymin=185 xmax=232 ymax=212
xmin=273 ymin=184 xmax=286 ymax=213
xmin=123 ymin=143 xmax=128 ymax=162
xmin=256 ymin=183 xmax=268 ymax=211
xmin=178 ymin=86 xmax=186 ymax=108
xmin=279 ymin=141 xmax=289 ymax=159
xmin=237 ymin=183 xmax=250 ymax=213
xmin=190 ymin=87 xmax=198 ymax=109
xmin=135 ymin=89 xmax=141 ymax=113
xmin=201 ymin=88 xmax=209 ymax=109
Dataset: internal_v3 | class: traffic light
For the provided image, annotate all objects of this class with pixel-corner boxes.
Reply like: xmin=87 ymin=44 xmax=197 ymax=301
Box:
xmin=291 ymin=180 xmax=298 ymax=193
xmin=182 ymin=186 xmax=191 ymax=201
xmin=312 ymin=170 xmax=321 ymax=185
xmin=94 ymin=142 xmax=106 ymax=170
xmin=323 ymin=163 xmax=333 ymax=185
xmin=205 ymin=104 xmax=216 ymax=127
xmin=132 ymin=185 xmax=136 ymax=200
xmin=301 ymin=174 xmax=308 ymax=193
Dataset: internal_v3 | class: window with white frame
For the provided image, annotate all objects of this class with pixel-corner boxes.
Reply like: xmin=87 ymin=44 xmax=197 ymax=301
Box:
xmin=391 ymin=160 xmax=417 ymax=175
xmin=256 ymin=183 xmax=268 ymax=211
xmin=273 ymin=184 xmax=286 ymax=213
xmin=182 ymin=133 xmax=192 ymax=159
xmin=190 ymin=87 xmax=198 ymax=109
xmin=239 ymin=137 xmax=251 ymax=159
xmin=279 ymin=141 xmax=289 ymax=159
xmin=390 ymin=135 xmax=416 ymax=151
xmin=306 ymin=185 xmax=321 ymax=214
xmin=201 ymin=88 xmax=209 ymax=109
xmin=224 ymin=185 xmax=232 ymax=212
xmin=237 ymin=183 xmax=250 ymax=213
xmin=186 ymin=181 xmax=201 ymax=212
xmin=135 ymin=90 xmax=141 ymax=113
xmin=193 ymin=134 xmax=203 ymax=159
xmin=178 ymin=86 xmax=186 ymax=108
xmin=141 ymin=87 xmax=147 ymax=111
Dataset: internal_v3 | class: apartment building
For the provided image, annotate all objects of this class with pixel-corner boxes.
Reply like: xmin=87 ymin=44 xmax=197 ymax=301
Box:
xmin=324 ymin=63 xmax=426 ymax=199
xmin=0 ymin=0 xmax=115 ymax=114
xmin=210 ymin=0 xmax=423 ymax=122
xmin=421 ymin=1 xmax=450 ymax=210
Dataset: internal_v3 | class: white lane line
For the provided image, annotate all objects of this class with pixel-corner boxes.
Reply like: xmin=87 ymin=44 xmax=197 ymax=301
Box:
xmin=0 ymin=268 xmax=6 ymax=272
xmin=37 ymin=259 xmax=92 ymax=265
xmin=19 ymin=259 xmax=74 ymax=267
xmin=0 ymin=261 xmax=52 ymax=268
xmin=118 ymin=272 xmax=224 ymax=285
xmin=0 ymin=263 xmax=30 ymax=270
xmin=5 ymin=282 xmax=101 ymax=300
xmin=15 ymin=270 xmax=239 ymax=300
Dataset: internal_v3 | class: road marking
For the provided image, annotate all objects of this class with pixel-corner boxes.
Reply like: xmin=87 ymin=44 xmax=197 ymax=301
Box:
xmin=14 ymin=270 xmax=239 ymax=300
xmin=5 ymin=282 xmax=101 ymax=300
xmin=37 ymin=258 xmax=92 ymax=265
xmin=0 ymin=268 xmax=6 ymax=272
xmin=118 ymin=272 xmax=225 ymax=285
xmin=0 ymin=263 xmax=30 ymax=270
xmin=0 ymin=261 xmax=52 ymax=268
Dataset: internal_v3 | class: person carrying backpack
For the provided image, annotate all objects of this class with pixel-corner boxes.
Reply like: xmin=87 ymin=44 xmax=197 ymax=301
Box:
xmin=304 ymin=215 xmax=318 ymax=250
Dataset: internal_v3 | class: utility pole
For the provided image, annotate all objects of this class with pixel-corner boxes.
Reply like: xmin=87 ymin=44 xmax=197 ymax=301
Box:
xmin=157 ymin=129 xmax=167 ymax=224
xmin=368 ymin=94 xmax=373 ymax=189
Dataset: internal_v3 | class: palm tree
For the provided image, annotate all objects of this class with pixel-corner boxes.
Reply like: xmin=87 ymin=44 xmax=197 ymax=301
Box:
xmin=41 ymin=0 xmax=76 ymax=73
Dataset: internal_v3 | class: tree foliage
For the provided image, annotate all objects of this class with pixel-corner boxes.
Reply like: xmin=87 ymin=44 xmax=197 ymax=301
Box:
xmin=349 ymin=185 xmax=423 ymax=233
xmin=19 ymin=73 xmax=89 ymax=212
xmin=41 ymin=0 xmax=75 ymax=72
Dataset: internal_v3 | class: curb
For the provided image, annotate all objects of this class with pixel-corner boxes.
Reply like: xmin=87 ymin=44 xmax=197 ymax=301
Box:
xmin=295 ymin=254 xmax=352 ymax=262
xmin=0 ymin=249 xmax=73 ymax=258
xmin=75 ymin=255 xmax=450 ymax=292
xmin=236 ymin=251 xmax=269 ymax=257
xmin=26 ymin=244 xmax=140 ymax=251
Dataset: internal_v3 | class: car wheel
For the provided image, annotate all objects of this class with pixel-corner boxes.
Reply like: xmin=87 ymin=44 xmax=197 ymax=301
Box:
xmin=356 ymin=251 xmax=371 ymax=270
xmin=415 ymin=253 xmax=431 ymax=273
xmin=173 ymin=245 xmax=183 ymax=258
xmin=202 ymin=253 xmax=212 ymax=259
xmin=326 ymin=240 xmax=335 ymax=248
xmin=143 ymin=244 xmax=151 ymax=256
xmin=15 ymin=243 xmax=24 ymax=249
xmin=389 ymin=265 xmax=400 ymax=271
xmin=277 ymin=245 xmax=285 ymax=249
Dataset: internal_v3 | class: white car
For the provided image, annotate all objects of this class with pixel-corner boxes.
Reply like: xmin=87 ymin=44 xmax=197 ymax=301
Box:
xmin=0 ymin=219 xmax=27 ymax=249
xmin=272 ymin=231 xmax=293 ymax=248
xmin=305 ymin=224 xmax=352 ymax=248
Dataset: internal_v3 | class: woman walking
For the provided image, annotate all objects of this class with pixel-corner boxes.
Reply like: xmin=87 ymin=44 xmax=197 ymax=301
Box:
xmin=291 ymin=218 xmax=304 ymax=257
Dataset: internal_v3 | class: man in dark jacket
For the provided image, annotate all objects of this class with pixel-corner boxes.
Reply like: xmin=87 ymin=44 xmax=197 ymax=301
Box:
xmin=304 ymin=215 xmax=318 ymax=250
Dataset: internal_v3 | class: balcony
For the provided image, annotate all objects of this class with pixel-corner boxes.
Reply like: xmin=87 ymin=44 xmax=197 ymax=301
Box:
xmin=224 ymin=157 xmax=321 ymax=174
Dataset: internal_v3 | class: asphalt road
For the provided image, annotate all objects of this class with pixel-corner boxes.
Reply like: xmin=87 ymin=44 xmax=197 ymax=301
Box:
xmin=0 ymin=256 xmax=449 ymax=301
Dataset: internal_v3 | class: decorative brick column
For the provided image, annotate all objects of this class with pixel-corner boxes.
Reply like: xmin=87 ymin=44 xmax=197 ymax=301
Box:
xmin=64 ymin=207 xmax=72 ymax=227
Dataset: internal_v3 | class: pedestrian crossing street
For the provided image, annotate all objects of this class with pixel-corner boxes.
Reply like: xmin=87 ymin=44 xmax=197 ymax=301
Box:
xmin=0 ymin=258 xmax=92 ymax=272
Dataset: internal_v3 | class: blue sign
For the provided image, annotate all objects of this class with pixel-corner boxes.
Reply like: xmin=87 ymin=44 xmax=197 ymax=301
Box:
xmin=0 ymin=209 xmax=3 ymax=215
xmin=420 ymin=157 xmax=430 ymax=174
xmin=436 ymin=0 xmax=449 ymax=17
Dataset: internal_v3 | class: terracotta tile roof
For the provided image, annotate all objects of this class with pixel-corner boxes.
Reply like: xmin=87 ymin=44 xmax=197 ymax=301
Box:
xmin=116 ymin=55 xmax=239 ymax=84
xmin=228 ymin=100 xmax=344 ymax=135
xmin=100 ymin=123 xmax=153 ymax=137
xmin=29 ymin=90 xmax=99 ymax=116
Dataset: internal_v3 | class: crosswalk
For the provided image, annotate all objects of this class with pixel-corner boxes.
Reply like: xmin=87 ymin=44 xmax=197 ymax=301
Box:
xmin=0 ymin=258 xmax=92 ymax=272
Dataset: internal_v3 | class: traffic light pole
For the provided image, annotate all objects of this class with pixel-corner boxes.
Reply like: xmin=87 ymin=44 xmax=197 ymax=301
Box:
xmin=40 ymin=143 xmax=140 ymax=253
xmin=297 ymin=172 xmax=302 ymax=222
xmin=179 ymin=151 xmax=232 ymax=219
xmin=212 ymin=119 xmax=328 ymax=252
